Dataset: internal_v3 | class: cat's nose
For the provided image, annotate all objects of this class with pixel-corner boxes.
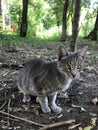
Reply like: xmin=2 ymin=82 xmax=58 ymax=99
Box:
xmin=72 ymin=74 xmax=76 ymax=78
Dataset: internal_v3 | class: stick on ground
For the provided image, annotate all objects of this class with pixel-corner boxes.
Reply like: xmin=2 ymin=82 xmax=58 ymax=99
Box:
xmin=0 ymin=110 xmax=45 ymax=127
xmin=39 ymin=119 xmax=75 ymax=130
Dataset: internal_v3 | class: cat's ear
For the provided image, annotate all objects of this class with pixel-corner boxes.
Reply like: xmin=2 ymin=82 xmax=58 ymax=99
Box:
xmin=58 ymin=46 xmax=68 ymax=60
xmin=77 ymin=46 xmax=88 ymax=57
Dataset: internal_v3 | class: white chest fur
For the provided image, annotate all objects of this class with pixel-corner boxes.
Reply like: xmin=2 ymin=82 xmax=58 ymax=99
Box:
xmin=62 ymin=78 xmax=73 ymax=92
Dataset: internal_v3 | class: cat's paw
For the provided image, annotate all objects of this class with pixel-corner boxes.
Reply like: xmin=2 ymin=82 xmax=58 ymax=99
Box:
xmin=51 ymin=105 xmax=62 ymax=113
xmin=23 ymin=96 xmax=30 ymax=103
xmin=36 ymin=97 xmax=39 ymax=103
xmin=42 ymin=107 xmax=51 ymax=113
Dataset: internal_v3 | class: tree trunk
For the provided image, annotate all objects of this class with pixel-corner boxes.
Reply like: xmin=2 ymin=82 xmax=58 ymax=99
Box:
xmin=20 ymin=0 xmax=28 ymax=37
xmin=61 ymin=0 xmax=69 ymax=42
xmin=70 ymin=0 xmax=81 ymax=51
xmin=84 ymin=11 xmax=98 ymax=41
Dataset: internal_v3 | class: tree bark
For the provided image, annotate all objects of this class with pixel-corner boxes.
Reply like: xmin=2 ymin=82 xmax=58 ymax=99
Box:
xmin=61 ymin=0 xmax=69 ymax=42
xmin=20 ymin=0 xmax=28 ymax=37
xmin=84 ymin=11 xmax=98 ymax=41
xmin=70 ymin=0 xmax=81 ymax=51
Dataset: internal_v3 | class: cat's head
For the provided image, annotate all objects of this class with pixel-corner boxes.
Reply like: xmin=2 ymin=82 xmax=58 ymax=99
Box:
xmin=58 ymin=45 xmax=88 ymax=78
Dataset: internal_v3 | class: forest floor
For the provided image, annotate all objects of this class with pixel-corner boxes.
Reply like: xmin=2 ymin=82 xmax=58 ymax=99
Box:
xmin=0 ymin=40 xmax=98 ymax=130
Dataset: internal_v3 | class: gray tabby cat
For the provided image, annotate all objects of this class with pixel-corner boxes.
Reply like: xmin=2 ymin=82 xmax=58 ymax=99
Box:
xmin=17 ymin=45 xmax=88 ymax=113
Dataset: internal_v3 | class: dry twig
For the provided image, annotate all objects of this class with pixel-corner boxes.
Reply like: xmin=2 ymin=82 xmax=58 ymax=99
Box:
xmin=39 ymin=119 xmax=75 ymax=130
xmin=0 ymin=111 xmax=44 ymax=127
xmin=0 ymin=101 xmax=7 ymax=110
xmin=7 ymin=98 xmax=12 ymax=125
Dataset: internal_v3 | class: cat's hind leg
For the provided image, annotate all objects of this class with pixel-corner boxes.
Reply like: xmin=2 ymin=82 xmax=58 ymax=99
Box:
xmin=37 ymin=96 xmax=51 ymax=113
xmin=49 ymin=92 xmax=62 ymax=113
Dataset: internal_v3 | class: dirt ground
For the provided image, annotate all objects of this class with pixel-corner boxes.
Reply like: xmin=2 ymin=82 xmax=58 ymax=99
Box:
xmin=0 ymin=41 xmax=98 ymax=130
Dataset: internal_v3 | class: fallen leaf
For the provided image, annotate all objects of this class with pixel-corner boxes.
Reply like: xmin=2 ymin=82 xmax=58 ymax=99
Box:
xmin=72 ymin=104 xmax=80 ymax=108
xmin=2 ymin=125 xmax=8 ymax=129
xmin=32 ymin=108 xmax=39 ymax=115
xmin=13 ymin=108 xmax=23 ymax=112
xmin=86 ymin=51 xmax=91 ymax=55
xmin=89 ymin=112 xmax=97 ymax=117
xmin=72 ymin=104 xmax=86 ymax=112
xmin=22 ymin=105 xmax=30 ymax=111
xmin=83 ymin=118 xmax=97 ymax=130
xmin=68 ymin=123 xmax=81 ymax=130
xmin=34 ymin=55 xmax=41 ymax=58
xmin=57 ymin=114 xmax=63 ymax=118
xmin=91 ymin=117 xmax=97 ymax=127
xmin=59 ymin=92 xmax=69 ymax=98
xmin=84 ymin=126 xmax=92 ymax=130
xmin=49 ymin=114 xmax=63 ymax=120
xmin=92 ymin=97 xmax=98 ymax=105
xmin=49 ymin=115 xmax=57 ymax=119
xmin=78 ymin=127 xmax=83 ymax=130
xmin=81 ymin=107 xmax=86 ymax=112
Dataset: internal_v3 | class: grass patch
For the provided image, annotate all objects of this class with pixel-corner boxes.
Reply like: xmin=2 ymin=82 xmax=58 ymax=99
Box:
xmin=0 ymin=32 xmax=61 ymax=47
xmin=0 ymin=32 xmax=97 ymax=48
xmin=77 ymin=37 xmax=98 ymax=47
xmin=91 ymin=51 xmax=98 ymax=59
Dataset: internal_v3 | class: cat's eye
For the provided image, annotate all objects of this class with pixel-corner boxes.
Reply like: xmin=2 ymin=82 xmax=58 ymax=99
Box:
xmin=77 ymin=65 xmax=81 ymax=69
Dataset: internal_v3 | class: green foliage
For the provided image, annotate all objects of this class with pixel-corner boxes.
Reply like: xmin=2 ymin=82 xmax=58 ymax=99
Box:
xmin=1 ymin=0 xmax=98 ymax=38
xmin=0 ymin=32 xmax=59 ymax=47
xmin=91 ymin=51 xmax=98 ymax=59
xmin=80 ymin=9 xmax=97 ymax=36
xmin=42 ymin=10 xmax=56 ymax=30
xmin=46 ymin=0 xmax=64 ymax=27
xmin=81 ymin=12 xmax=95 ymax=36
xmin=0 ymin=16 xmax=2 ymax=30
xmin=82 ymin=0 xmax=90 ymax=8
xmin=79 ymin=0 xmax=98 ymax=37
xmin=27 ymin=0 xmax=64 ymax=34
xmin=0 ymin=33 xmax=43 ymax=46
xmin=27 ymin=0 xmax=45 ymax=36
xmin=9 ymin=1 xmax=22 ymax=32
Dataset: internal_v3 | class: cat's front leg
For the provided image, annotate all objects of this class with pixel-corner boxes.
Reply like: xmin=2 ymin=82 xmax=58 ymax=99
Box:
xmin=23 ymin=93 xmax=30 ymax=103
xmin=49 ymin=92 xmax=62 ymax=113
xmin=62 ymin=78 xmax=73 ymax=92
xmin=37 ymin=96 xmax=51 ymax=113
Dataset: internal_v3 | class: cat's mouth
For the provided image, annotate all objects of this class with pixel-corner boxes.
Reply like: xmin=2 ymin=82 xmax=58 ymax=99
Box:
xmin=72 ymin=74 xmax=76 ymax=78
xmin=68 ymin=74 xmax=76 ymax=79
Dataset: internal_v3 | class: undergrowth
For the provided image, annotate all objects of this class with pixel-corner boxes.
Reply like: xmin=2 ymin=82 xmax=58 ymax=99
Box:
xmin=0 ymin=31 xmax=61 ymax=47
xmin=0 ymin=32 xmax=98 ymax=47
